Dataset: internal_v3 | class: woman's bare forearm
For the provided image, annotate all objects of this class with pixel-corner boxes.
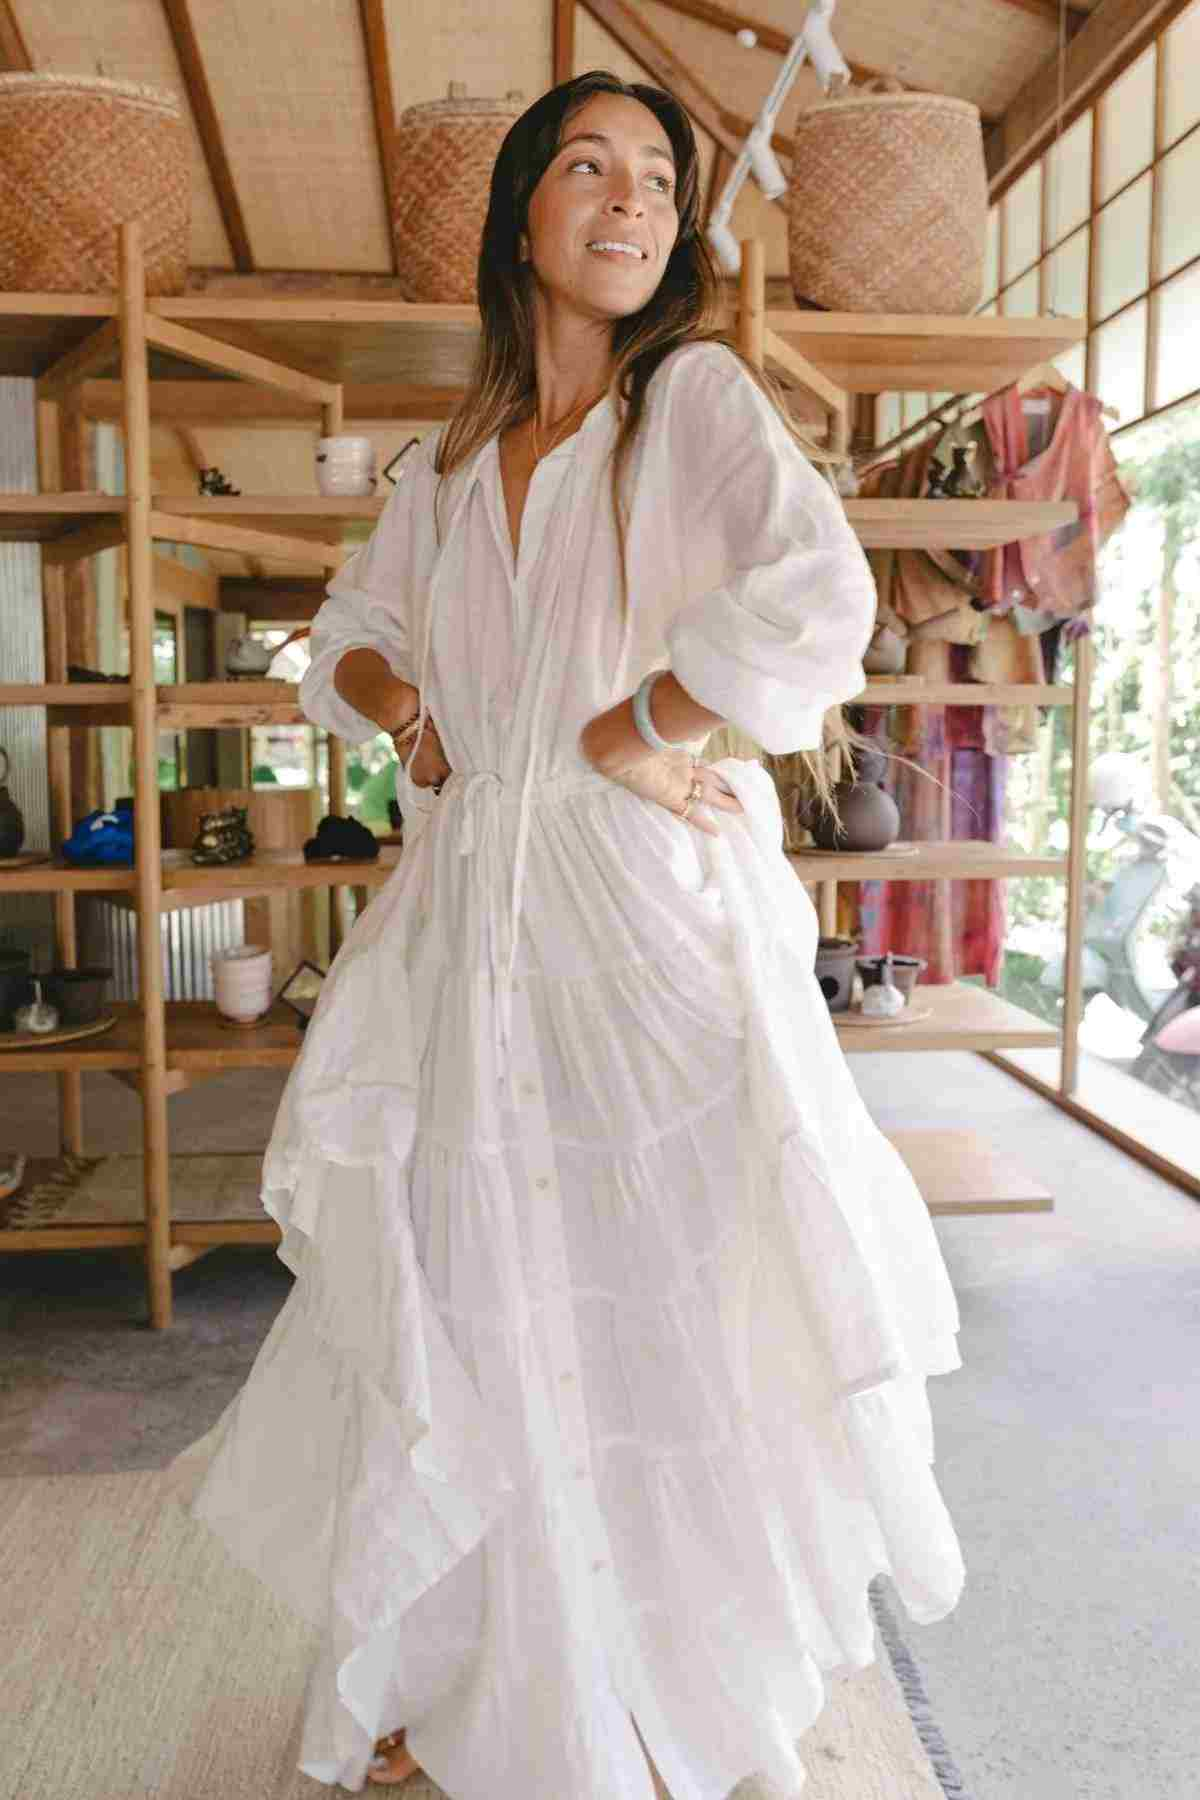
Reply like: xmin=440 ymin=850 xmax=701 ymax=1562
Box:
xmin=580 ymin=671 xmax=726 ymax=775
xmin=332 ymin=648 xmax=419 ymax=735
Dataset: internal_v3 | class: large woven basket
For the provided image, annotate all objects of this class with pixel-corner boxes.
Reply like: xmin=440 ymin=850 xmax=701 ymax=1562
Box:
xmin=0 ymin=74 xmax=189 ymax=294
xmin=390 ymin=84 xmax=525 ymax=303
xmin=787 ymin=83 xmax=986 ymax=314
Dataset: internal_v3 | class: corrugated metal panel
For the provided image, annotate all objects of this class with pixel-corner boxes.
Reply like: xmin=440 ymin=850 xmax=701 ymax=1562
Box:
xmin=80 ymin=898 xmax=246 ymax=1001
xmin=0 ymin=377 xmax=52 ymax=964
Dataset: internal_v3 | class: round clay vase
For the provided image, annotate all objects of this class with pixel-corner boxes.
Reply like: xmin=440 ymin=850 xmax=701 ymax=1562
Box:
xmin=813 ymin=937 xmax=859 ymax=1012
xmin=862 ymin=623 xmax=907 ymax=675
xmin=808 ymin=746 xmax=900 ymax=852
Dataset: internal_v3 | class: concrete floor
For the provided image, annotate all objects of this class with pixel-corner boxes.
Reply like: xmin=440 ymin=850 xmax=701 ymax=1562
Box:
xmin=1 ymin=1052 xmax=1198 ymax=1800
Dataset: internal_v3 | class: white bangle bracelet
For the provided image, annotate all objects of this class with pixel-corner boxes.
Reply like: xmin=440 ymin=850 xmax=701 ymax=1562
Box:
xmin=632 ymin=669 xmax=692 ymax=753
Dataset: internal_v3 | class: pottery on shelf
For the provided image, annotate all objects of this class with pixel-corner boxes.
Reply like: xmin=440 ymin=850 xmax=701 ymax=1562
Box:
xmin=43 ymin=966 xmax=113 ymax=1025
xmin=224 ymin=634 xmax=277 ymax=678
xmin=0 ymin=747 xmax=26 ymax=857
xmin=857 ymin=953 xmax=926 ymax=1001
xmin=0 ymin=946 xmax=32 ymax=1029
xmin=315 ymin=435 xmax=377 ymax=496
xmin=861 ymin=954 xmax=906 ymax=1018
xmin=813 ymin=936 xmax=859 ymax=1012
xmin=13 ymin=978 xmax=58 ymax=1034
xmin=191 ymin=806 xmax=255 ymax=865
xmin=862 ymin=623 xmax=907 ymax=675
xmin=807 ymin=744 xmax=901 ymax=852
xmin=211 ymin=945 xmax=273 ymax=1024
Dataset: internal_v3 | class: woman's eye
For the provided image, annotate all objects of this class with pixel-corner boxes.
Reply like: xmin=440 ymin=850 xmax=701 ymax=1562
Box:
xmin=568 ymin=157 xmax=673 ymax=193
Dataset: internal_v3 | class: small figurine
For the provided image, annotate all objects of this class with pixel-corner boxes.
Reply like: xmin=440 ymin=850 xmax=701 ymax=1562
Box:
xmin=14 ymin=979 xmax=59 ymax=1034
xmin=198 ymin=466 xmax=241 ymax=496
xmin=191 ymin=806 xmax=255 ymax=866
xmin=225 ymin=633 xmax=277 ymax=677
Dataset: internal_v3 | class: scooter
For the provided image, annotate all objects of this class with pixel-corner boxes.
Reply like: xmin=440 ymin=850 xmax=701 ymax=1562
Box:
xmin=1128 ymin=881 xmax=1200 ymax=1107
xmin=1038 ymin=752 xmax=1200 ymax=1025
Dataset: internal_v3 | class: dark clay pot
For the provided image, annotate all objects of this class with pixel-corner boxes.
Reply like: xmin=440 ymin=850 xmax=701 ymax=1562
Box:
xmin=857 ymin=954 xmax=927 ymax=1000
xmin=808 ymin=746 xmax=900 ymax=852
xmin=0 ymin=746 xmax=25 ymax=857
xmin=814 ymin=937 xmax=859 ymax=1012
xmin=43 ymin=966 xmax=113 ymax=1025
xmin=0 ymin=947 xmax=33 ymax=1030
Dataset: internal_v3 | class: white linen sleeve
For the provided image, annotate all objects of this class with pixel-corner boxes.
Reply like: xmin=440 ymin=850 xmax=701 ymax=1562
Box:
xmin=298 ymin=441 xmax=434 ymax=746
xmin=660 ymin=345 xmax=876 ymax=753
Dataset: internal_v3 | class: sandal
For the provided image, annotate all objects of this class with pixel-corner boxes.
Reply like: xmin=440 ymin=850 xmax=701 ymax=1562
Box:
xmin=367 ymin=1728 xmax=420 ymax=1786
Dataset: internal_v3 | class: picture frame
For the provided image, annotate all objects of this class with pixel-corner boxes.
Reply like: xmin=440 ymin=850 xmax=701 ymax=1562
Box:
xmin=276 ymin=959 xmax=326 ymax=1028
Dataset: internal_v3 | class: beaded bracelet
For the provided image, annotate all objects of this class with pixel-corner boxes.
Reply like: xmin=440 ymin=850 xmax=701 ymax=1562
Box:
xmin=631 ymin=669 xmax=692 ymax=753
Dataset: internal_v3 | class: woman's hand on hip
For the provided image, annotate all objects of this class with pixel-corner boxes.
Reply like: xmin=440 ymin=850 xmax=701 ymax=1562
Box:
xmin=392 ymin=712 xmax=452 ymax=790
xmin=599 ymin=749 xmax=742 ymax=837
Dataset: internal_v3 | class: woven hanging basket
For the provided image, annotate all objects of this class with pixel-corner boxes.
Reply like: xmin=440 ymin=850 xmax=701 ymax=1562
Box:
xmin=787 ymin=83 xmax=986 ymax=315
xmin=390 ymin=85 xmax=525 ymax=303
xmin=0 ymin=74 xmax=189 ymax=295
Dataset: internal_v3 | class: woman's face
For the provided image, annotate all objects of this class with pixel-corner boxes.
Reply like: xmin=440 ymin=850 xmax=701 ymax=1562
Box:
xmin=522 ymin=92 xmax=680 ymax=327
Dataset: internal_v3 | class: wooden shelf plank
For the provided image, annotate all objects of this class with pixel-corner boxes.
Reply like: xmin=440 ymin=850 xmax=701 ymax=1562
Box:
xmin=845 ymin=498 xmax=1077 ymax=548
xmin=155 ymin=678 xmax=303 ymax=728
xmin=834 ymin=980 xmax=1060 ymax=1052
xmin=885 ymin=1128 xmax=1055 ymax=1215
xmin=161 ymin=847 xmax=401 ymax=890
xmin=789 ymin=843 xmax=1068 ymax=882
xmin=0 ymin=1004 xmax=142 ymax=1072
xmin=0 ymin=493 xmax=126 ymax=543
xmin=164 ymin=1000 xmax=302 ymax=1070
xmin=853 ymin=679 xmax=1074 ymax=705
xmin=0 ymin=683 xmax=131 ymax=706
xmin=764 ymin=311 xmax=1088 ymax=394
xmin=0 ymin=856 xmax=133 ymax=893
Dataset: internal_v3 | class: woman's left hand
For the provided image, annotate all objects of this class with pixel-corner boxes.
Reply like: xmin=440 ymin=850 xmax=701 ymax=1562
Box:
xmin=393 ymin=715 xmax=452 ymax=790
xmin=598 ymin=749 xmax=743 ymax=837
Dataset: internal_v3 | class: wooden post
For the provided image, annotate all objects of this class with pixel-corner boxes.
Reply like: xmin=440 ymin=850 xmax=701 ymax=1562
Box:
xmin=1060 ymin=630 xmax=1094 ymax=1095
xmin=35 ymin=398 xmax=84 ymax=1154
xmin=120 ymin=222 xmax=173 ymax=1331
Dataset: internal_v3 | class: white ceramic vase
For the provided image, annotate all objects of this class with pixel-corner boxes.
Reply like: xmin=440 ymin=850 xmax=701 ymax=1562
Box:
xmin=211 ymin=944 xmax=273 ymax=1023
xmin=315 ymin=435 xmax=377 ymax=497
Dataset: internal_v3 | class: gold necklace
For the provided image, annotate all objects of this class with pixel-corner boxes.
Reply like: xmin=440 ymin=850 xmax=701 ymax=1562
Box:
xmin=530 ymin=387 xmax=605 ymax=463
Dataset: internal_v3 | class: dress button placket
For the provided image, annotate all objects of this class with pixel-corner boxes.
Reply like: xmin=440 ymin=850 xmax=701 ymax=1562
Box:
xmin=508 ymin=981 xmax=621 ymax=1598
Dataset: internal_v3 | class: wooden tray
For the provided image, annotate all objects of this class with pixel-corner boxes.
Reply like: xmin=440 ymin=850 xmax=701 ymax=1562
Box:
xmin=795 ymin=841 xmax=920 ymax=857
xmin=838 ymin=1003 xmax=933 ymax=1027
xmin=0 ymin=852 xmax=50 ymax=868
xmin=0 ymin=1011 xmax=117 ymax=1049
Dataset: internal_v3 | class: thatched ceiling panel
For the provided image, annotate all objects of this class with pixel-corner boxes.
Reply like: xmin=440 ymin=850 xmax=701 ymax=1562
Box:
xmin=188 ymin=0 xmax=391 ymax=271
xmin=385 ymin=0 xmax=550 ymax=117
xmin=18 ymin=0 xmax=233 ymax=267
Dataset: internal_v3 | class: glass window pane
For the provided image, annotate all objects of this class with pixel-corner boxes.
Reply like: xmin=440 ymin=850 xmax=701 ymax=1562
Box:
xmin=1155 ymin=261 xmax=1200 ymax=408
xmin=901 ymin=392 xmax=927 ymax=428
xmin=1163 ymin=2 xmax=1200 ymax=148
xmin=1001 ymin=268 xmax=1040 ymax=317
xmin=1053 ymin=341 xmax=1087 ymax=389
xmin=1092 ymin=300 xmax=1147 ymax=424
xmin=983 ymin=205 xmax=1000 ymax=301
xmin=1159 ymin=128 xmax=1200 ymax=280
xmin=1045 ymin=111 xmax=1093 ymax=244
xmin=878 ymin=393 xmax=902 ymax=443
xmin=1045 ymin=224 xmax=1090 ymax=318
xmin=1095 ymin=173 xmax=1152 ymax=319
xmin=1099 ymin=46 xmax=1156 ymax=202
xmin=1004 ymin=162 xmax=1042 ymax=281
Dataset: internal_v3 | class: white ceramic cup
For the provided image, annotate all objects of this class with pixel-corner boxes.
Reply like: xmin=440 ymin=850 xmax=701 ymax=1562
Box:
xmin=211 ymin=945 xmax=273 ymax=1022
xmin=315 ymin=435 xmax=376 ymax=496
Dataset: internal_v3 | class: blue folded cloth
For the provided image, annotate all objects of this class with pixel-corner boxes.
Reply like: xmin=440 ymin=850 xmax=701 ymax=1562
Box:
xmin=61 ymin=799 xmax=134 ymax=866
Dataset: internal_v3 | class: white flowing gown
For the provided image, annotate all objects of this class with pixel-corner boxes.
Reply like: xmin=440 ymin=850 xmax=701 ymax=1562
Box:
xmin=167 ymin=342 xmax=966 ymax=1799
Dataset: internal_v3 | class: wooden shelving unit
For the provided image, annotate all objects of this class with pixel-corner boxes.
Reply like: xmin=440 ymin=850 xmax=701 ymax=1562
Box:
xmin=0 ymin=229 xmax=1092 ymax=1319
xmin=735 ymin=239 xmax=1092 ymax=1221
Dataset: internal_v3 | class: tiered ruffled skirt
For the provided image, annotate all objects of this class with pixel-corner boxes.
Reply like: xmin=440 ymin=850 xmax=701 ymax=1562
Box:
xmin=166 ymin=760 xmax=965 ymax=1798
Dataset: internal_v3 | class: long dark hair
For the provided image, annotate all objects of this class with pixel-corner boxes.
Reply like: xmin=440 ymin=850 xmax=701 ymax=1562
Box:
xmin=435 ymin=70 xmax=865 ymax=815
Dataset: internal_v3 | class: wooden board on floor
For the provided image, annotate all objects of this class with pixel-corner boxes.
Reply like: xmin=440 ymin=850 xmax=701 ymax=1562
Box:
xmin=886 ymin=1128 xmax=1055 ymax=1215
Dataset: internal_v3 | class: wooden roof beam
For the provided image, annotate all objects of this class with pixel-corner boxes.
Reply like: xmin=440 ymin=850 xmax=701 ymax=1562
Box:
xmin=989 ymin=0 xmax=1195 ymax=193
xmin=358 ymin=0 xmax=400 ymax=276
xmin=0 ymin=1 xmax=32 ymax=70
xmin=160 ymin=0 xmax=255 ymax=271
xmin=555 ymin=0 xmax=576 ymax=85
xmin=647 ymin=0 xmax=999 ymax=125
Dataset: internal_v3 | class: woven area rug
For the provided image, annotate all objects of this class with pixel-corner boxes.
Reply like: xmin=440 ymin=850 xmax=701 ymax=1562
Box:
xmin=0 ymin=1469 xmax=971 ymax=1800
xmin=1 ymin=1152 xmax=267 ymax=1228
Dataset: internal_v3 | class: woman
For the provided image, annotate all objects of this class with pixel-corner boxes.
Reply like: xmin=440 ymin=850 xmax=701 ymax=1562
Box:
xmin=169 ymin=72 xmax=965 ymax=1799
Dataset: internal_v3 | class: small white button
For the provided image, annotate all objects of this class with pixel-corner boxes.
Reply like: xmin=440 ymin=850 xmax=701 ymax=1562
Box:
xmin=521 ymin=1080 xmax=537 ymax=1097
xmin=536 ymin=1177 xmax=549 ymax=1190
xmin=591 ymin=1559 xmax=606 ymax=1573
xmin=560 ymin=1370 xmax=576 ymax=1383
xmin=572 ymin=1462 xmax=587 ymax=1478
xmin=512 ymin=981 xmax=521 ymax=993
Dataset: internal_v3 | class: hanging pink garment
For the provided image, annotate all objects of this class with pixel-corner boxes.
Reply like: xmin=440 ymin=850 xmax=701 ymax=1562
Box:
xmin=981 ymin=383 xmax=1130 ymax=622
